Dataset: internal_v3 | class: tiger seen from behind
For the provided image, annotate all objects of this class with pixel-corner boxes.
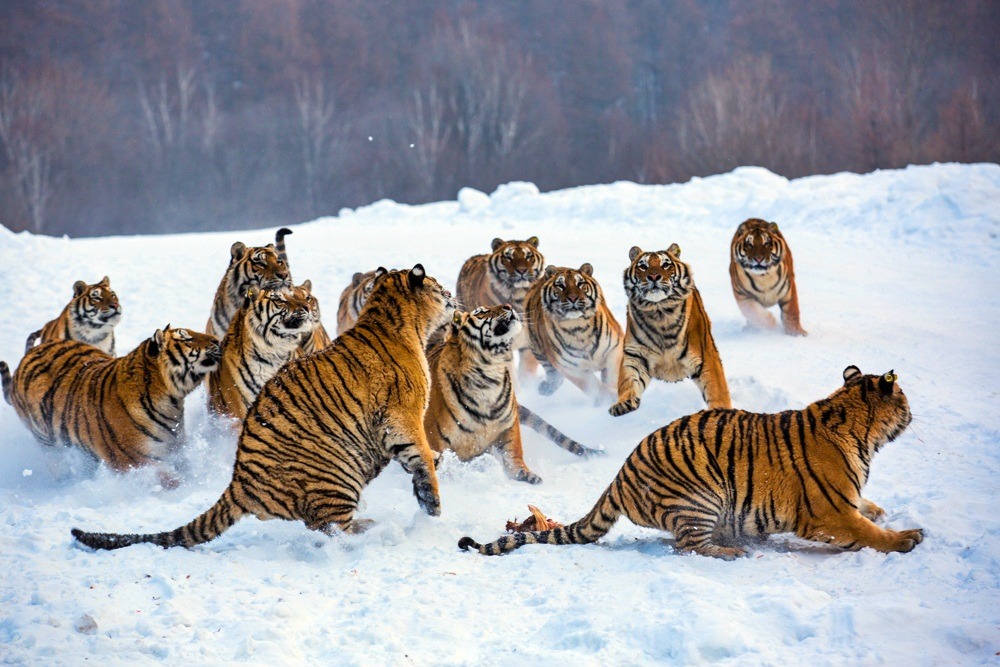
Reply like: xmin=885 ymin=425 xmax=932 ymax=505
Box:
xmin=460 ymin=366 xmax=922 ymax=559
xmin=72 ymin=265 xmax=456 ymax=551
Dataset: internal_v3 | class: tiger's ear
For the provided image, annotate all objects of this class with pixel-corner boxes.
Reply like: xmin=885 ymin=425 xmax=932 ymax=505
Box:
xmin=628 ymin=246 xmax=643 ymax=262
xmin=769 ymin=222 xmax=779 ymax=232
xmin=408 ymin=264 xmax=426 ymax=290
xmin=544 ymin=265 xmax=558 ymax=277
xmin=149 ymin=328 xmax=165 ymax=357
xmin=878 ymin=370 xmax=897 ymax=397
xmin=230 ymin=241 xmax=247 ymax=261
xmin=527 ymin=236 xmax=540 ymax=248
xmin=352 ymin=271 xmax=365 ymax=286
xmin=491 ymin=238 xmax=505 ymax=252
xmin=667 ymin=243 xmax=681 ymax=258
xmin=579 ymin=263 xmax=594 ymax=276
xmin=843 ymin=365 xmax=863 ymax=385
xmin=300 ymin=279 xmax=312 ymax=292
xmin=98 ymin=276 xmax=110 ymax=287
xmin=374 ymin=267 xmax=388 ymax=280
xmin=73 ymin=280 xmax=88 ymax=297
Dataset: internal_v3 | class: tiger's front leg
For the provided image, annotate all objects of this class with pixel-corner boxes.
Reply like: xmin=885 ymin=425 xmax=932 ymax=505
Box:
xmin=535 ymin=354 xmax=564 ymax=396
xmin=802 ymin=511 xmax=924 ymax=554
xmin=736 ymin=297 xmax=778 ymax=331
xmin=610 ymin=346 xmax=651 ymax=416
xmin=385 ymin=417 xmax=441 ymax=516
xmin=778 ymin=284 xmax=807 ymax=336
xmin=494 ymin=425 xmax=542 ymax=485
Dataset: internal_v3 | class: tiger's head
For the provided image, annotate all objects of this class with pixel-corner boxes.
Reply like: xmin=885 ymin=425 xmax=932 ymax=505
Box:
xmin=451 ymin=304 xmax=522 ymax=356
xmin=488 ymin=237 xmax=544 ymax=289
xmin=71 ymin=276 xmax=121 ymax=329
xmin=539 ymin=264 xmax=603 ymax=321
xmin=839 ymin=365 xmax=912 ymax=449
xmin=351 ymin=271 xmax=378 ymax=309
xmin=623 ymin=245 xmax=692 ymax=306
xmin=228 ymin=241 xmax=292 ymax=294
xmin=245 ymin=282 xmax=321 ymax=343
xmin=369 ymin=265 xmax=457 ymax=339
xmin=731 ymin=219 xmax=785 ymax=275
xmin=148 ymin=326 xmax=222 ymax=392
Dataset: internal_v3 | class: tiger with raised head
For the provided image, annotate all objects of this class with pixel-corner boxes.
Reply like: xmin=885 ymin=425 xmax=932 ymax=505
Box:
xmin=24 ymin=276 xmax=121 ymax=356
xmin=205 ymin=230 xmax=293 ymax=338
xmin=207 ymin=283 xmax=322 ymax=422
xmin=336 ymin=270 xmax=378 ymax=334
xmin=610 ymin=244 xmax=731 ymax=416
xmin=455 ymin=237 xmax=544 ymax=378
xmin=426 ymin=305 xmax=602 ymax=485
xmin=730 ymin=218 xmax=806 ymax=336
xmin=72 ymin=265 xmax=456 ymax=551
xmin=524 ymin=264 xmax=623 ymax=403
xmin=460 ymin=366 xmax=923 ymax=559
xmin=1 ymin=327 xmax=220 ymax=477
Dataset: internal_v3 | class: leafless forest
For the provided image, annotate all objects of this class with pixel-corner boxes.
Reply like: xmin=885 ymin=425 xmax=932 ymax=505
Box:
xmin=0 ymin=1 xmax=996 ymax=237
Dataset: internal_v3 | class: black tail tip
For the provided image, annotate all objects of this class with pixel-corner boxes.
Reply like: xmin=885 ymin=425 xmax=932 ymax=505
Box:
xmin=458 ymin=536 xmax=479 ymax=551
xmin=276 ymin=227 xmax=293 ymax=237
xmin=71 ymin=528 xmax=93 ymax=546
xmin=0 ymin=361 xmax=8 ymax=372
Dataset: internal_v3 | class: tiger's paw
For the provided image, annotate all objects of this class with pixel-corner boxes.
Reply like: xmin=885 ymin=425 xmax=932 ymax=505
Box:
xmin=609 ymin=397 xmax=639 ymax=417
xmin=893 ymin=528 xmax=924 ymax=553
xmin=413 ymin=478 xmax=441 ymax=516
xmin=345 ymin=518 xmax=376 ymax=534
xmin=514 ymin=469 xmax=542 ymax=485
xmin=858 ymin=498 xmax=886 ymax=522
xmin=784 ymin=325 xmax=808 ymax=337
xmin=538 ymin=378 xmax=561 ymax=396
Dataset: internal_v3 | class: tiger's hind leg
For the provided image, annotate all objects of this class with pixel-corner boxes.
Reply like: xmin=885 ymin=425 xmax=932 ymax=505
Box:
xmin=671 ymin=515 xmax=747 ymax=560
xmin=801 ymin=511 xmax=923 ymax=554
xmin=385 ymin=416 xmax=441 ymax=516
xmin=298 ymin=484 xmax=365 ymax=535
xmin=736 ymin=297 xmax=778 ymax=331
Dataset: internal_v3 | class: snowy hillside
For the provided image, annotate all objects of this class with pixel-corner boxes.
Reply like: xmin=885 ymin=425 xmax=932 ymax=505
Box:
xmin=0 ymin=163 xmax=997 ymax=665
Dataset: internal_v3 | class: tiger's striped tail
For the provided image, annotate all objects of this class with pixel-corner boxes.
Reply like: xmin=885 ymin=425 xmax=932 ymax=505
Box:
xmin=0 ymin=361 xmax=11 ymax=405
xmin=71 ymin=484 xmax=247 ymax=551
xmin=24 ymin=329 xmax=42 ymax=355
xmin=458 ymin=484 xmax=619 ymax=556
xmin=518 ymin=404 xmax=604 ymax=457
xmin=275 ymin=228 xmax=293 ymax=265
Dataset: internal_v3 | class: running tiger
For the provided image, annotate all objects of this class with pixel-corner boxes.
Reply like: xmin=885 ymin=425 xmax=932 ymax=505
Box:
xmin=455 ymin=237 xmax=544 ymax=378
xmin=460 ymin=366 xmax=922 ymax=559
xmin=610 ymin=245 xmax=731 ymax=416
xmin=205 ymin=230 xmax=293 ymax=339
xmin=24 ymin=276 xmax=121 ymax=356
xmin=730 ymin=218 xmax=807 ymax=336
xmin=336 ymin=270 xmax=378 ymax=334
xmin=1 ymin=327 xmax=220 ymax=476
xmin=524 ymin=264 xmax=623 ymax=402
xmin=426 ymin=305 xmax=602 ymax=485
xmin=72 ymin=265 xmax=456 ymax=551
xmin=207 ymin=284 xmax=321 ymax=422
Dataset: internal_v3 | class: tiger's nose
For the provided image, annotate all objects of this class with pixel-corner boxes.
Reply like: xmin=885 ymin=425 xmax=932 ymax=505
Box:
xmin=647 ymin=273 xmax=662 ymax=282
xmin=502 ymin=303 xmax=513 ymax=311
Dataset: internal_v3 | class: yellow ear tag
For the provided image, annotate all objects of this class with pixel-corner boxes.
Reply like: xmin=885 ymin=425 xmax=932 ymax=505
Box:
xmin=883 ymin=373 xmax=897 ymax=382
xmin=452 ymin=312 xmax=463 ymax=325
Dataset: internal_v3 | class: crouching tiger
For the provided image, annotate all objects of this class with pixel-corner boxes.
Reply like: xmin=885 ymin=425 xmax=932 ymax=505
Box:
xmin=2 ymin=327 xmax=220 ymax=479
xmin=72 ymin=265 xmax=455 ymax=551
xmin=460 ymin=366 xmax=922 ymax=559
xmin=426 ymin=305 xmax=602 ymax=485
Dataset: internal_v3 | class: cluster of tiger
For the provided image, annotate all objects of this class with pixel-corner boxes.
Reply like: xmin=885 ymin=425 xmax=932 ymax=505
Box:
xmin=0 ymin=217 xmax=923 ymax=559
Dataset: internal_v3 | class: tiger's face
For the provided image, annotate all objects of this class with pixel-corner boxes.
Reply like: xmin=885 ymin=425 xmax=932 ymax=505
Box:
xmin=732 ymin=219 xmax=784 ymax=274
xmin=252 ymin=284 xmax=321 ymax=341
xmin=540 ymin=265 xmax=601 ymax=320
xmin=489 ymin=237 xmax=544 ymax=289
xmin=72 ymin=276 xmax=121 ymax=328
xmin=624 ymin=245 xmax=691 ymax=305
xmin=231 ymin=242 xmax=292 ymax=293
xmin=457 ymin=304 xmax=522 ymax=354
xmin=841 ymin=366 xmax=912 ymax=447
xmin=153 ymin=327 xmax=222 ymax=391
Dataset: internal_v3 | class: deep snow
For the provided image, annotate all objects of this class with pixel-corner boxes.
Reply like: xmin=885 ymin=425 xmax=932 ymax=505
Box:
xmin=0 ymin=163 xmax=997 ymax=665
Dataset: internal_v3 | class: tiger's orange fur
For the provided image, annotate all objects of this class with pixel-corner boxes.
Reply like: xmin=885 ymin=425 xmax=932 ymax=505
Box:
xmin=24 ymin=277 xmax=120 ymax=356
xmin=730 ymin=218 xmax=806 ymax=336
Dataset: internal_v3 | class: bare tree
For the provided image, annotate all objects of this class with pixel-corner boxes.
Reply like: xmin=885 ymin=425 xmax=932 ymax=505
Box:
xmin=293 ymin=73 xmax=340 ymax=215
xmin=407 ymin=83 xmax=452 ymax=195
xmin=138 ymin=64 xmax=198 ymax=158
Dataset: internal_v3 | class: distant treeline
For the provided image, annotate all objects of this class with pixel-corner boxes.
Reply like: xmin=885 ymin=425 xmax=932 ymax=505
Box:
xmin=0 ymin=1 xmax=997 ymax=237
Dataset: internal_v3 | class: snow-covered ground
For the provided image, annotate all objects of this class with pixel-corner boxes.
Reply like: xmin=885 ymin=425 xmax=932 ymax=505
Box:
xmin=0 ymin=163 xmax=997 ymax=665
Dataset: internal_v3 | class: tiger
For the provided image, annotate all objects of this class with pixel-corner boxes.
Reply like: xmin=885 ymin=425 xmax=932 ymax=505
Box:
xmin=294 ymin=280 xmax=333 ymax=356
xmin=730 ymin=218 xmax=807 ymax=336
xmin=459 ymin=365 xmax=923 ymax=559
xmin=71 ymin=265 xmax=457 ymax=551
xmin=1 ymin=327 xmax=220 ymax=477
xmin=24 ymin=276 xmax=121 ymax=356
xmin=610 ymin=244 xmax=731 ymax=416
xmin=425 ymin=305 xmax=602 ymax=485
xmin=205 ymin=230 xmax=292 ymax=339
xmin=336 ymin=270 xmax=378 ymax=334
xmin=455 ymin=237 xmax=545 ymax=379
xmin=207 ymin=284 xmax=322 ymax=422
xmin=523 ymin=263 xmax=623 ymax=403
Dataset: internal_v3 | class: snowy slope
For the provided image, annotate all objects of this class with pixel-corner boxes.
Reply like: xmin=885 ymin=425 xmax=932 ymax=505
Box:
xmin=0 ymin=163 xmax=997 ymax=665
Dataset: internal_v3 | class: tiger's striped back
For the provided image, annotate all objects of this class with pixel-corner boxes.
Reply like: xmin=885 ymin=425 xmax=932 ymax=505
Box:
xmin=72 ymin=265 xmax=457 ymax=551
xmin=461 ymin=366 xmax=923 ymax=559
xmin=611 ymin=244 xmax=731 ymax=416
xmin=2 ymin=328 xmax=220 ymax=473
xmin=524 ymin=263 xmax=622 ymax=402
xmin=730 ymin=218 xmax=806 ymax=336
xmin=25 ymin=276 xmax=121 ymax=356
